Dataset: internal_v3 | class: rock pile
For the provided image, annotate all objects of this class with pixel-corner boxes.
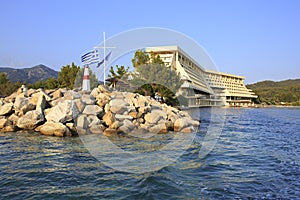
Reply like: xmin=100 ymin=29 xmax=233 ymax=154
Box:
xmin=0 ymin=85 xmax=199 ymax=137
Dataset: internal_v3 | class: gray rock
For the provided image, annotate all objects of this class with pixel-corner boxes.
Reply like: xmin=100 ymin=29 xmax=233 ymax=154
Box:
xmin=0 ymin=103 xmax=13 ymax=116
xmin=109 ymin=99 xmax=129 ymax=114
xmin=81 ymin=94 xmax=96 ymax=105
xmin=66 ymin=122 xmax=77 ymax=134
xmin=122 ymin=119 xmax=136 ymax=131
xmin=149 ymin=123 xmax=167 ymax=133
xmin=36 ymin=95 xmax=47 ymax=112
xmin=63 ymin=90 xmax=81 ymax=100
xmin=74 ymin=99 xmax=85 ymax=113
xmin=76 ymin=115 xmax=88 ymax=129
xmin=0 ymin=118 xmax=8 ymax=129
xmin=174 ymin=117 xmax=193 ymax=132
xmin=50 ymin=98 xmax=65 ymax=107
xmin=27 ymin=88 xmax=37 ymax=97
xmin=115 ymin=114 xmax=133 ymax=121
xmin=39 ymin=122 xmax=71 ymax=137
xmin=82 ymin=105 xmax=103 ymax=116
xmin=144 ymin=109 xmax=166 ymax=124
xmin=8 ymin=114 xmax=19 ymax=125
xmin=17 ymin=110 xmax=45 ymax=130
xmin=90 ymin=87 xmax=100 ymax=98
xmin=89 ymin=125 xmax=104 ymax=134
xmin=31 ymin=90 xmax=52 ymax=102
xmin=87 ymin=115 xmax=101 ymax=127
xmin=52 ymin=89 xmax=63 ymax=100
xmin=46 ymin=100 xmax=79 ymax=123
xmin=4 ymin=91 xmax=21 ymax=103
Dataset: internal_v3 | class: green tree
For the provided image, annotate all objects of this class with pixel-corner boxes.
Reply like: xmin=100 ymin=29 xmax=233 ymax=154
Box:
xmin=150 ymin=51 xmax=164 ymax=65
xmin=108 ymin=65 xmax=129 ymax=88
xmin=0 ymin=73 xmax=23 ymax=97
xmin=45 ymin=77 xmax=59 ymax=89
xmin=58 ymin=62 xmax=80 ymax=89
xmin=0 ymin=73 xmax=9 ymax=84
xmin=130 ymin=50 xmax=182 ymax=106
xmin=131 ymin=49 xmax=150 ymax=68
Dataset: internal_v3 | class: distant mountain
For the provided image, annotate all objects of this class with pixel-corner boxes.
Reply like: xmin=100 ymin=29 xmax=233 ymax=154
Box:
xmin=0 ymin=64 xmax=58 ymax=84
xmin=247 ymin=79 xmax=300 ymax=88
xmin=247 ymin=79 xmax=300 ymax=105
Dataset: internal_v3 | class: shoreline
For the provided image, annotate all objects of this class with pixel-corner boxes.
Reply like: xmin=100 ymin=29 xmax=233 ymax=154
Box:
xmin=0 ymin=85 xmax=199 ymax=137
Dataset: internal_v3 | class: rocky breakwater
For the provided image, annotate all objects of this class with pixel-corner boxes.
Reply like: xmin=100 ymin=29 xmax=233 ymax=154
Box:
xmin=0 ymin=85 xmax=199 ymax=137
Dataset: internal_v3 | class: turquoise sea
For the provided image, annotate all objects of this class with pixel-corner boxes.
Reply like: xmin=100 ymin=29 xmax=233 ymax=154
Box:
xmin=0 ymin=108 xmax=299 ymax=199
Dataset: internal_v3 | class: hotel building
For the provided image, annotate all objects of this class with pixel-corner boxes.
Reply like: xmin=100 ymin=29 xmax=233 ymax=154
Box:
xmin=145 ymin=46 xmax=257 ymax=107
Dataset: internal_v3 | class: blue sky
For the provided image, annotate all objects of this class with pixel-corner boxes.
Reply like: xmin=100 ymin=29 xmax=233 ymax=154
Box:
xmin=0 ymin=0 xmax=299 ymax=83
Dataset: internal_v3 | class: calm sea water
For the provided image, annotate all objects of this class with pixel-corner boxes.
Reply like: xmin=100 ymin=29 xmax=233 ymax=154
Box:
xmin=0 ymin=108 xmax=300 ymax=199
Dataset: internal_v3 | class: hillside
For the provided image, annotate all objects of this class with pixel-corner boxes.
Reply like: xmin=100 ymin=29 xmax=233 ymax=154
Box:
xmin=0 ymin=64 xmax=58 ymax=84
xmin=247 ymin=79 xmax=300 ymax=105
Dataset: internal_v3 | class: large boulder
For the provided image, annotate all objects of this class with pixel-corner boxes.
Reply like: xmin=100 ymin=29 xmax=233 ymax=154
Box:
xmin=8 ymin=114 xmax=19 ymax=125
xmin=39 ymin=122 xmax=71 ymax=137
xmin=86 ymin=115 xmax=101 ymax=127
xmin=74 ymin=99 xmax=85 ymax=113
xmin=14 ymin=97 xmax=35 ymax=115
xmin=103 ymin=128 xmax=119 ymax=136
xmin=36 ymin=95 xmax=47 ymax=112
xmin=3 ymin=125 xmax=18 ymax=132
xmin=110 ymin=121 xmax=122 ymax=129
xmin=46 ymin=100 xmax=79 ymax=123
xmin=109 ymin=99 xmax=129 ymax=114
xmin=81 ymin=94 xmax=96 ymax=105
xmin=89 ymin=125 xmax=105 ymax=134
xmin=27 ymin=88 xmax=37 ymax=97
xmin=76 ymin=115 xmax=102 ymax=130
xmin=63 ymin=90 xmax=81 ymax=100
xmin=0 ymin=103 xmax=14 ymax=116
xmin=102 ymin=111 xmax=115 ymax=127
xmin=90 ymin=87 xmax=100 ymax=98
xmin=144 ymin=109 xmax=166 ymax=124
xmin=4 ymin=91 xmax=21 ymax=103
xmin=96 ymin=93 xmax=111 ymax=107
xmin=132 ymin=95 xmax=149 ymax=108
xmin=0 ymin=118 xmax=8 ymax=129
xmin=82 ymin=105 xmax=103 ymax=116
xmin=174 ymin=117 xmax=190 ymax=132
xmin=31 ymin=90 xmax=52 ymax=102
xmin=52 ymin=89 xmax=63 ymax=100
xmin=174 ymin=117 xmax=199 ymax=132
xmin=115 ymin=114 xmax=133 ymax=121
xmin=16 ymin=110 xmax=45 ymax=130
xmin=98 ymin=85 xmax=111 ymax=93
xmin=149 ymin=123 xmax=168 ymax=133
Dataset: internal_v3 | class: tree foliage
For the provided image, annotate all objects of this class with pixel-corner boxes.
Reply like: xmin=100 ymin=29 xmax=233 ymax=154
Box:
xmin=247 ymin=79 xmax=300 ymax=105
xmin=0 ymin=73 xmax=9 ymax=84
xmin=130 ymin=49 xmax=182 ymax=106
xmin=28 ymin=77 xmax=59 ymax=90
xmin=0 ymin=73 xmax=22 ymax=97
xmin=107 ymin=65 xmax=129 ymax=88
xmin=131 ymin=49 xmax=150 ymax=68
xmin=58 ymin=62 xmax=80 ymax=89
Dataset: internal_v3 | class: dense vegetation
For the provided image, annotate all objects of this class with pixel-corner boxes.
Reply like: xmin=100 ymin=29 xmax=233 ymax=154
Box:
xmin=131 ymin=50 xmax=182 ymax=106
xmin=0 ymin=62 xmax=99 ymax=97
xmin=247 ymin=79 xmax=300 ymax=106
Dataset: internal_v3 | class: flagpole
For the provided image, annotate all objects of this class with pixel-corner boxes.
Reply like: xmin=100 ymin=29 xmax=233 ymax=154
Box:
xmin=103 ymin=32 xmax=106 ymax=85
xmin=93 ymin=32 xmax=115 ymax=85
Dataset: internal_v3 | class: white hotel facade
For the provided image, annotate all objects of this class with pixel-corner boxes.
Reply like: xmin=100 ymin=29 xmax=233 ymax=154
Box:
xmin=145 ymin=46 xmax=257 ymax=107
